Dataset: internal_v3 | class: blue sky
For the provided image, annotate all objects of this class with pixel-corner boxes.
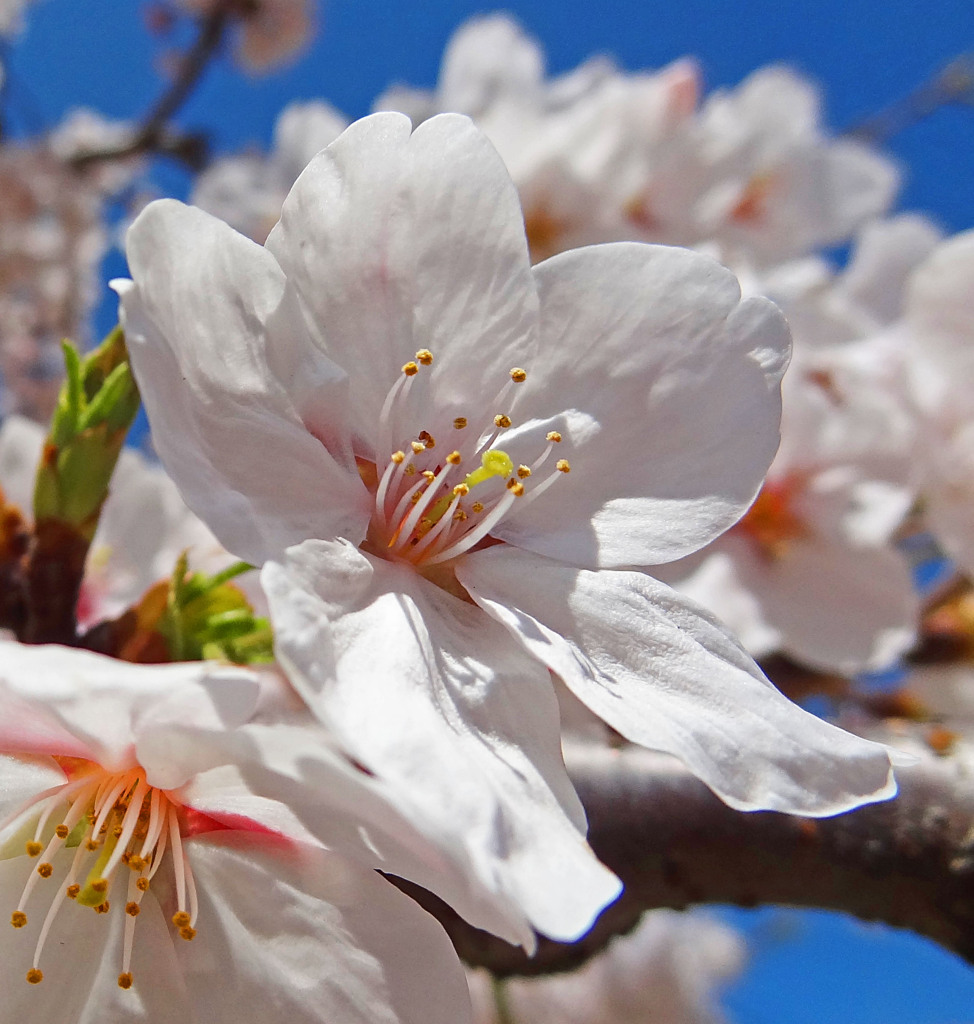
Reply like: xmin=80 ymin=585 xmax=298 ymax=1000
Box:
xmin=8 ymin=1 xmax=974 ymax=1020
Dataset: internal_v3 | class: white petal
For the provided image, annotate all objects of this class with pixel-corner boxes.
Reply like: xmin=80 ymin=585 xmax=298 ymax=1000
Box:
xmin=494 ymin=243 xmax=790 ymax=567
xmin=728 ymin=532 xmax=919 ymax=675
xmin=117 ymin=198 xmax=369 ymax=565
xmin=170 ymin=834 xmax=473 ymax=1024
xmin=0 ymin=642 xmax=259 ymax=788
xmin=192 ymin=721 xmax=536 ymax=948
xmin=263 ymin=539 xmax=621 ymax=941
xmin=265 ymin=112 xmax=539 ymax=454
xmin=458 ymin=546 xmax=897 ymax=815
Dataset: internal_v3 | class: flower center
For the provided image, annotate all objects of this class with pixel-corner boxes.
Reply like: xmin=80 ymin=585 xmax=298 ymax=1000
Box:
xmin=5 ymin=761 xmax=198 ymax=990
xmin=733 ymin=476 xmax=808 ymax=560
xmin=367 ymin=350 xmax=570 ymax=569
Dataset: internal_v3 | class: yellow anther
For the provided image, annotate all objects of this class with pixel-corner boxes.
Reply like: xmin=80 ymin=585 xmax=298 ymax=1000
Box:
xmin=91 ymin=878 xmax=108 ymax=893
xmin=37 ymin=863 xmax=53 ymax=878
xmin=546 ymin=431 xmax=562 ymax=443
xmin=25 ymin=841 xmax=42 ymax=857
xmin=410 ymin=441 xmax=425 ymax=454
xmin=510 ymin=367 xmax=527 ymax=383
xmin=11 ymin=911 xmax=27 ymax=928
xmin=404 ymin=464 xmax=417 ymax=475
xmin=494 ymin=414 xmax=512 ymax=429
xmin=26 ymin=968 xmax=43 ymax=984
xmin=391 ymin=450 xmax=405 ymax=464
xmin=507 ymin=480 xmax=525 ymax=496
xmin=113 ymin=825 xmax=123 ymax=838
xmin=94 ymin=902 xmax=110 ymax=914
xmin=402 ymin=361 xmax=419 ymax=377
xmin=453 ymin=483 xmax=470 ymax=497
xmin=453 ymin=417 xmax=468 ymax=429
xmin=415 ymin=348 xmax=433 ymax=365
xmin=517 ymin=465 xmax=532 ymax=478
xmin=172 ymin=911 xmax=191 ymax=929
xmin=416 ymin=519 xmax=434 ymax=536
xmin=180 ymin=926 xmax=197 ymax=941
xmin=66 ymin=884 xmax=80 ymax=899
xmin=556 ymin=459 xmax=571 ymax=473
xmin=85 ymin=838 xmax=99 ymax=851
xmin=418 ymin=430 xmax=436 ymax=449
xmin=446 ymin=450 xmax=462 ymax=465
xmin=136 ymin=877 xmax=149 ymax=892
xmin=118 ymin=972 xmax=134 ymax=990
xmin=422 ymin=470 xmax=436 ymax=482
xmin=453 ymin=509 xmax=468 ymax=522
xmin=55 ymin=824 xmax=69 ymax=839
xmin=127 ymin=855 xmax=145 ymax=872
xmin=410 ymin=491 xmax=423 ymax=504
xmin=125 ymin=902 xmax=141 ymax=917
xmin=472 ymin=502 xmax=484 ymax=513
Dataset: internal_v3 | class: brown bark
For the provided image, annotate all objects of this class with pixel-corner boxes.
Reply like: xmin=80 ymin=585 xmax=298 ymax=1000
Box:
xmin=404 ymin=738 xmax=974 ymax=976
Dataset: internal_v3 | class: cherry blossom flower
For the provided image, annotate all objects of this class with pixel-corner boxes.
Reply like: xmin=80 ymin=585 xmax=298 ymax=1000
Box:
xmin=0 ymin=640 xmax=478 ymax=1023
xmin=375 ymin=18 xmax=897 ymax=265
xmin=900 ymin=230 xmax=974 ymax=577
xmin=116 ymin=112 xmax=902 ymax=942
xmin=175 ymin=0 xmax=313 ymax=73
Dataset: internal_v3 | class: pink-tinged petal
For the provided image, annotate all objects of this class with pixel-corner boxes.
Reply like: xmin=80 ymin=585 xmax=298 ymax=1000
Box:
xmin=263 ymin=539 xmax=621 ymax=942
xmin=0 ymin=642 xmax=259 ymax=787
xmin=1 ymin=833 xmax=472 ymax=1024
xmin=171 ymin=833 xmax=472 ymax=1024
xmin=494 ymin=243 xmax=790 ymax=568
xmin=0 ymin=755 xmax=66 ymax=837
xmin=117 ymin=198 xmax=370 ymax=566
xmin=265 ymin=112 xmax=539 ymax=455
xmin=0 ymin=851 xmax=158 ymax=1023
xmin=458 ymin=547 xmax=898 ymax=815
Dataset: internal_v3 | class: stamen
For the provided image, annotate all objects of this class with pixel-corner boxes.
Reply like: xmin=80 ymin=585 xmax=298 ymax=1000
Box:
xmin=402 ymin=361 xmax=419 ymax=377
xmin=446 ymin=450 xmax=462 ymax=465
xmin=25 ymin=842 xmax=41 ymax=858
xmin=517 ymin=465 xmax=532 ymax=478
xmin=26 ymin=968 xmax=42 ymax=984
xmin=415 ymin=349 xmax=433 ymax=366
xmin=510 ymin=368 xmax=527 ymax=383
xmin=546 ymin=431 xmax=562 ymax=443
xmin=493 ymin=414 xmax=512 ymax=429
xmin=556 ymin=459 xmax=571 ymax=473
xmin=453 ymin=418 xmax=467 ymax=429
xmin=11 ymin=911 xmax=27 ymax=928
xmin=118 ymin=973 xmax=133 ymax=989
xmin=423 ymin=490 xmax=519 ymax=566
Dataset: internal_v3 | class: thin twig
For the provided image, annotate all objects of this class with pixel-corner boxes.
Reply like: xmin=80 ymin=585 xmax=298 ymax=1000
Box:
xmin=847 ymin=52 xmax=974 ymax=144
xmin=69 ymin=6 xmax=232 ymax=171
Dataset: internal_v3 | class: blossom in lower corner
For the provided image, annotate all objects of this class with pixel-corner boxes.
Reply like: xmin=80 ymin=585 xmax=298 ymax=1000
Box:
xmin=0 ymin=640 xmax=473 ymax=1024
xmin=116 ymin=112 xmax=901 ymax=944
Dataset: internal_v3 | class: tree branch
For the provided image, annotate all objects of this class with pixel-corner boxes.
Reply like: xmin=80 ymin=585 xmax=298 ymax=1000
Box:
xmin=405 ymin=737 xmax=974 ymax=976
xmin=68 ymin=7 xmax=232 ymax=172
